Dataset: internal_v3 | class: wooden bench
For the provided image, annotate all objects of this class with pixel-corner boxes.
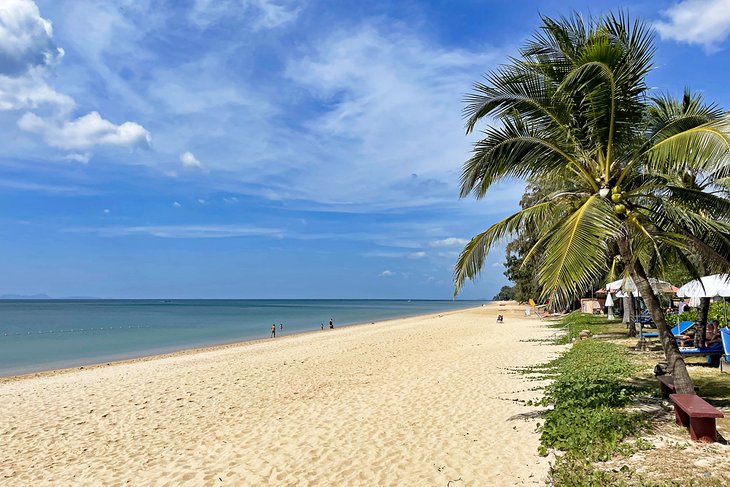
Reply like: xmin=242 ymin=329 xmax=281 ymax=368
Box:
xmin=656 ymin=375 xmax=675 ymax=399
xmin=669 ymin=394 xmax=724 ymax=442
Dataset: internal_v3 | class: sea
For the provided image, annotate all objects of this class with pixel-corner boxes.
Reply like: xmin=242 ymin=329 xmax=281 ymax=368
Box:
xmin=0 ymin=299 xmax=482 ymax=377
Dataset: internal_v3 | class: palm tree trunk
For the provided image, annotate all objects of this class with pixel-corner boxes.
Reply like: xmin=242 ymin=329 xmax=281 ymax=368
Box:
xmin=697 ymin=297 xmax=710 ymax=347
xmin=617 ymin=237 xmax=695 ymax=394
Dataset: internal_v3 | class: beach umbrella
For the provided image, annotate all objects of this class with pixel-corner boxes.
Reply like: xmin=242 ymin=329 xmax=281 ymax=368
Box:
xmin=677 ymin=274 xmax=730 ymax=325
xmin=605 ymin=277 xmax=673 ymax=297
xmin=676 ymin=274 xmax=730 ymax=298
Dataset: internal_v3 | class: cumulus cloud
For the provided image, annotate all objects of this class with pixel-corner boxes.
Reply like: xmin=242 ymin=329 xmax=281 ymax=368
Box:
xmin=180 ymin=151 xmax=204 ymax=169
xmin=0 ymin=0 xmax=151 ymax=157
xmin=0 ymin=0 xmax=71 ymax=112
xmin=18 ymin=111 xmax=151 ymax=150
xmin=407 ymin=251 xmax=427 ymax=259
xmin=655 ymin=0 xmax=730 ymax=51
xmin=0 ymin=0 xmax=64 ymax=76
xmin=172 ymin=201 xmax=182 ymax=208
xmin=429 ymin=237 xmax=469 ymax=247
xmin=378 ymin=270 xmax=395 ymax=277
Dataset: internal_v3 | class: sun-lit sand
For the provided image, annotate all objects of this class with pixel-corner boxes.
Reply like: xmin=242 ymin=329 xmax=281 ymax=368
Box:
xmin=1 ymin=303 xmax=565 ymax=486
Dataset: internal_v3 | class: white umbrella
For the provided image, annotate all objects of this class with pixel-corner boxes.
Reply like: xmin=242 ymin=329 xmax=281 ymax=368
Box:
xmin=677 ymin=274 xmax=730 ymax=325
xmin=605 ymin=277 xmax=673 ymax=296
xmin=676 ymin=274 xmax=730 ymax=298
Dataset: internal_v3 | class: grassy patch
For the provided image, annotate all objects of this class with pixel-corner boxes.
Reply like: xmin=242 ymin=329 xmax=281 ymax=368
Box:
xmin=552 ymin=312 xmax=624 ymax=344
xmin=536 ymin=314 xmax=651 ymax=485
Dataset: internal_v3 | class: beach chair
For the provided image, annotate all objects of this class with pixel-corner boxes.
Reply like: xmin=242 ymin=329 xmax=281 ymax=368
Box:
xmin=641 ymin=320 xmax=694 ymax=339
xmin=679 ymin=342 xmax=724 ymax=366
xmin=528 ymin=298 xmax=547 ymax=320
xmin=719 ymin=327 xmax=730 ymax=371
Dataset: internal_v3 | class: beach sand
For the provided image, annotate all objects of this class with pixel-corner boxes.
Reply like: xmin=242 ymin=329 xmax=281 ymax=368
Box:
xmin=1 ymin=303 xmax=564 ymax=486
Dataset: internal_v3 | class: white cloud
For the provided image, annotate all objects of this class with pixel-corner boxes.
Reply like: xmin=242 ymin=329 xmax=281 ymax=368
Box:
xmin=17 ymin=111 xmax=151 ymax=150
xmin=64 ymin=224 xmax=283 ymax=239
xmin=378 ymin=270 xmax=395 ymax=277
xmin=0 ymin=178 xmax=96 ymax=194
xmin=0 ymin=0 xmax=64 ymax=76
xmin=189 ymin=0 xmax=300 ymax=30
xmin=429 ymin=237 xmax=469 ymax=248
xmin=103 ymin=208 xmax=110 ymax=214
xmin=197 ymin=198 xmax=206 ymax=204
xmin=0 ymin=1 xmax=71 ymax=112
xmin=62 ymin=152 xmax=91 ymax=164
xmin=655 ymin=0 xmax=730 ymax=51
xmin=491 ymin=262 xmax=503 ymax=268
xmin=180 ymin=150 xmax=204 ymax=169
xmin=278 ymin=24 xmax=499 ymax=209
xmin=407 ymin=251 xmax=428 ymax=259
xmin=0 ymin=68 xmax=73 ymax=111
xmin=0 ymin=1 xmax=152 ymax=159
xmin=223 ymin=196 xmax=239 ymax=204
xmin=172 ymin=201 xmax=182 ymax=208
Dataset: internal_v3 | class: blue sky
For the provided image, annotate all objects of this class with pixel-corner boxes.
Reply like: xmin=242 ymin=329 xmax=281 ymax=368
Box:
xmin=0 ymin=0 xmax=729 ymax=299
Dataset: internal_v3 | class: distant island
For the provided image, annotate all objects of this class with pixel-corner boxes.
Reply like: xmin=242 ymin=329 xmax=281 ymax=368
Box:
xmin=0 ymin=294 xmax=100 ymax=300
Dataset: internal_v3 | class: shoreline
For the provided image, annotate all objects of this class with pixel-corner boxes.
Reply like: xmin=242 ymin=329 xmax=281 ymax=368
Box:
xmin=0 ymin=304 xmax=483 ymax=383
xmin=1 ymin=302 xmax=564 ymax=485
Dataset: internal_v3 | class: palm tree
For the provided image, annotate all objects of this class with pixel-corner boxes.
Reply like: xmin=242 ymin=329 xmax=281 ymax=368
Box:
xmin=454 ymin=12 xmax=730 ymax=394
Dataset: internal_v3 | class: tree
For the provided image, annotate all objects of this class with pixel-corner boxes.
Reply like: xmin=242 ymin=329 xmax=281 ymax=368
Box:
xmin=454 ymin=12 xmax=730 ymax=394
xmin=493 ymin=285 xmax=516 ymax=301
xmin=503 ymin=185 xmax=546 ymax=303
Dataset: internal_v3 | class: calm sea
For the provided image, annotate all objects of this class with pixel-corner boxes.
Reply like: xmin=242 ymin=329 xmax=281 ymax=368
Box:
xmin=0 ymin=299 xmax=482 ymax=376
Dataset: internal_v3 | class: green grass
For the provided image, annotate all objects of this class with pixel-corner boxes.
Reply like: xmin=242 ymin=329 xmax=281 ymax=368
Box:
xmin=552 ymin=312 xmax=625 ymax=344
xmin=535 ymin=313 xmax=650 ymax=485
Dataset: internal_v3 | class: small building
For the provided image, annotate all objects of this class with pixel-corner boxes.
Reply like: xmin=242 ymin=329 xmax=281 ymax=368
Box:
xmin=580 ymin=297 xmax=606 ymax=314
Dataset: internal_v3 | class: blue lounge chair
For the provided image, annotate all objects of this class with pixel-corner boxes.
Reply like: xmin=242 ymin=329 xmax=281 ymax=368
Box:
xmin=679 ymin=341 xmax=724 ymax=366
xmin=679 ymin=342 xmax=723 ymax=355
xmin=641 ymin=320 xmax=694 ymax=339
xmin=721 ymin=328 xmax=730 ymax=373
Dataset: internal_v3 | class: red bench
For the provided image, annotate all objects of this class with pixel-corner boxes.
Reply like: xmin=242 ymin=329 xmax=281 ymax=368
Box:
xmin=669 ymin=394 xmax=724 ymax=442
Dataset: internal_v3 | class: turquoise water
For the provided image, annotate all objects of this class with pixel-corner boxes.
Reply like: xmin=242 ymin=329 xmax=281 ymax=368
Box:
xmin=0 ymin=299 xmax=481 ymax=376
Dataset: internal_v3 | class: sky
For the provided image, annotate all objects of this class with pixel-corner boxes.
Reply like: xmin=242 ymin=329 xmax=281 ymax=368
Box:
xmin=0 ymin=0 xmax=729 ymax=299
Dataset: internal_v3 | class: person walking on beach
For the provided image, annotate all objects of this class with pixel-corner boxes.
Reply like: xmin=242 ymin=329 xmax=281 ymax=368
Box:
xmin=321 ymin=323 xmax=324 ymax=330
xmin=329 ymin=318 xmax=334 ymax=329
xmin=271 ymin=323 xmax=276 ymax=338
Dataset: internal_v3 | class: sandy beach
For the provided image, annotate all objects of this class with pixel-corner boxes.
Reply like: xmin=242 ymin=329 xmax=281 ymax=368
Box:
xmin=1 ymin=303 xmax=564 ymax=486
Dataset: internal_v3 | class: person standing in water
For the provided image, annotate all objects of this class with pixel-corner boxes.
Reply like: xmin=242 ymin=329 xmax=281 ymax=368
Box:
xmin=320 ymin=323 xmax=324 ymax=330
xmin=329 ymin=318 xmax=334 ymax=329
xmin=271 ymin=323 xmax=276 ymax=338
xmin=280 ymin=323 xmax=283 ymax=333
